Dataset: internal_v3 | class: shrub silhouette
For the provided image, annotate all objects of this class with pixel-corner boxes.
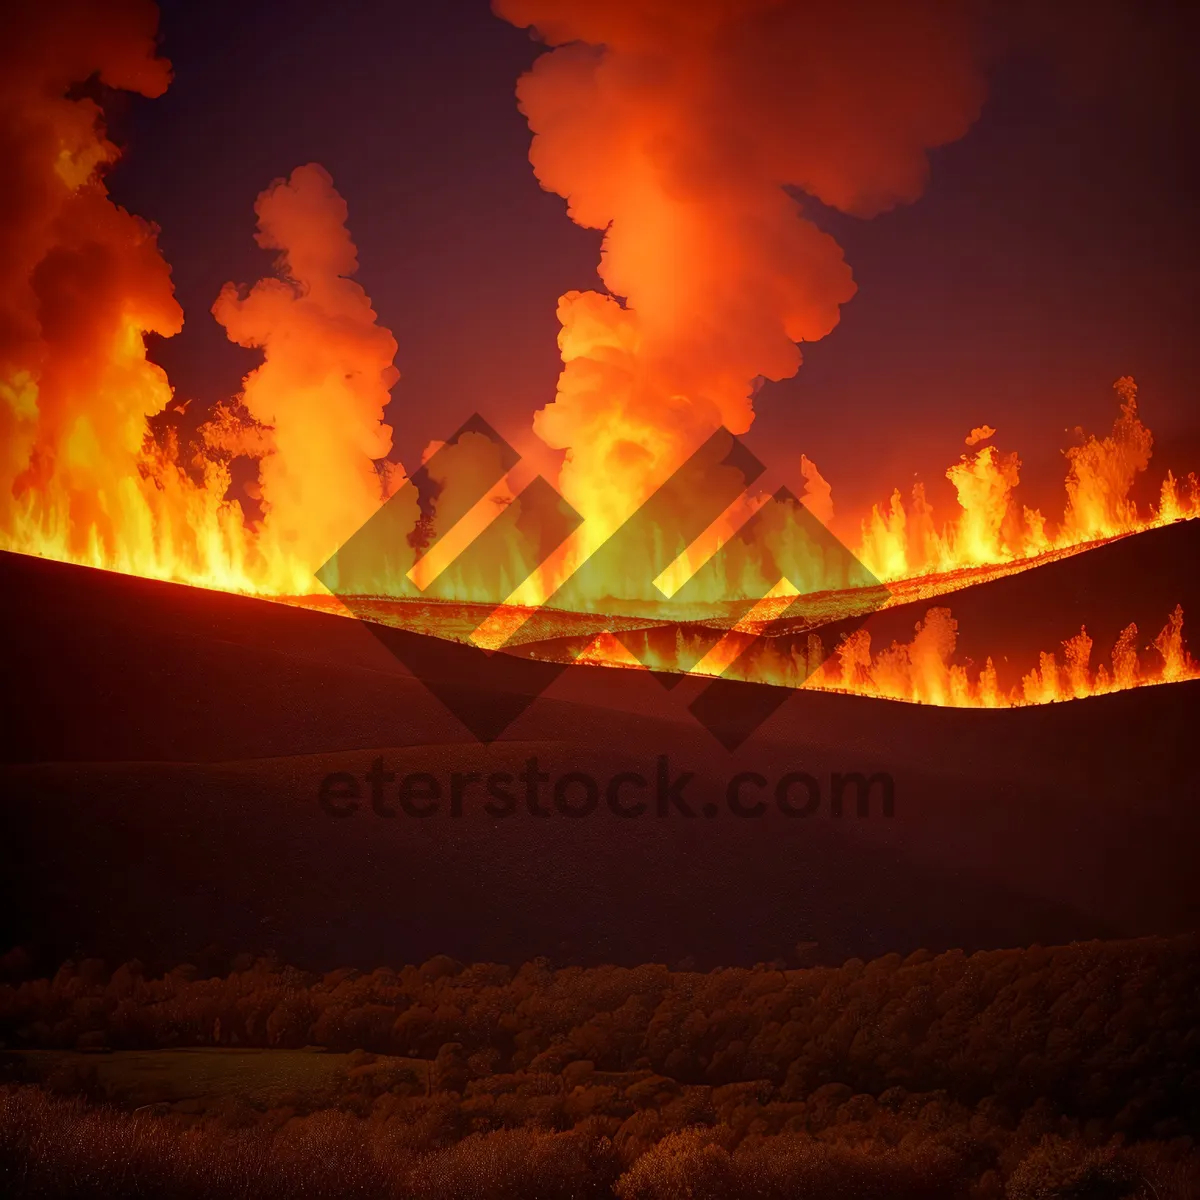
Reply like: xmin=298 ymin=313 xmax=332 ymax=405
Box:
xmin=0 ymin=935 xmax=1197 ymax=1197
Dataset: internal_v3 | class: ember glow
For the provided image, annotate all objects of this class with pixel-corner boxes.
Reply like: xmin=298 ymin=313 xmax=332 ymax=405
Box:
xmin=0 ymin=0 xmax=1195 ymax=713
xmin=580 ymin=603 xmax=1200 ymax=709
xmin=828 ymin=601 xmax=1200 ymax=707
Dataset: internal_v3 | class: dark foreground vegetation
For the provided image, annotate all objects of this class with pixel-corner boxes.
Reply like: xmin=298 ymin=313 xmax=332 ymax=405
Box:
xmin=1 ymin=935 xmax=1197 ymax=1197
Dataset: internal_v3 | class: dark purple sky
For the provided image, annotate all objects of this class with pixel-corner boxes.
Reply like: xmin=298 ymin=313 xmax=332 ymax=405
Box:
xmin=109 ymin=0 xmax=1198 ymax=523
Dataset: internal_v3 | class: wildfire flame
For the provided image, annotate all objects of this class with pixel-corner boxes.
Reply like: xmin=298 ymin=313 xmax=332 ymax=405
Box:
xmin=854 ymin=377 xmax=1196 ymax=582
xmin=574 ymin=603 xmax=1200 ymax=709
xmin=0 ymin=2 xmax=1196 ymax=714
xmin=820 ymin=602 xmax=1199 ymax=707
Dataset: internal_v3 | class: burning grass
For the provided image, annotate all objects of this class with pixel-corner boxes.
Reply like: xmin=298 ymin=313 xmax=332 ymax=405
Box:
xmin=2 ymin=0 xmax=1197 ymax=722
xmin=290 ymin=589 xmax=1199 ymax=711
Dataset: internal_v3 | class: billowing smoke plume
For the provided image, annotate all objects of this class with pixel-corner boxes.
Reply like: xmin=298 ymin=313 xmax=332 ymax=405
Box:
xmin=495 ymin=0 xmax=985 ymax=534
xmin=213 ymin=164 xmax=400 ymax=590
xmin=0 ymin=1 xmax=190 ymax=574
xmin=4 ymin=0 xmax=1186 ymax=620
xmin=0 ymin=0 xmax=400 ymax=594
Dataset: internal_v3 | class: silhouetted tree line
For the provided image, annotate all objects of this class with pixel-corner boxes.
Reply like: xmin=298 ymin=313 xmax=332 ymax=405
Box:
xmin=3 ymin=936 xmax=1198 ymax=1138
xmin=0 ymin=936 xmax=1197 ymax=1197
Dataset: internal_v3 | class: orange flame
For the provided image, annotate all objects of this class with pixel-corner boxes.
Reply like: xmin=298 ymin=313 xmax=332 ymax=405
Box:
xmin=804 ymin=603 xmax=1198 ymax=707
xmin=0 ymin=3 xmax=1197 ymax=716
xmin=576 ymin=603 xmax=1199 ymax=709
xmin=0 ymin=13 xmax=405 ymax=597
xmin=854 ymin=378 xmax=1197 ymax=584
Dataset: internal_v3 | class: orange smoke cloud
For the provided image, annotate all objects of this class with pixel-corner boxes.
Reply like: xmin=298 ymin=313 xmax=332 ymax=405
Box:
xmin=2 ymin=0 xmax=1196 ymax=713
xmin=495 ymin=0 xmax=985 ymax=534
xmin=0 ymin=0 xmax=401 ymax=595
xmin=0 ymin=1 xmax=187 ymax=573
xmin=213 ymin=164 xmax=401 ymax=591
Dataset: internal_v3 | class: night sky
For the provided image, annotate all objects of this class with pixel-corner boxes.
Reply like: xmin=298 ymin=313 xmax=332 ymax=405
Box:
xmin=107 ymin=0 xmax=1197 ymax=523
